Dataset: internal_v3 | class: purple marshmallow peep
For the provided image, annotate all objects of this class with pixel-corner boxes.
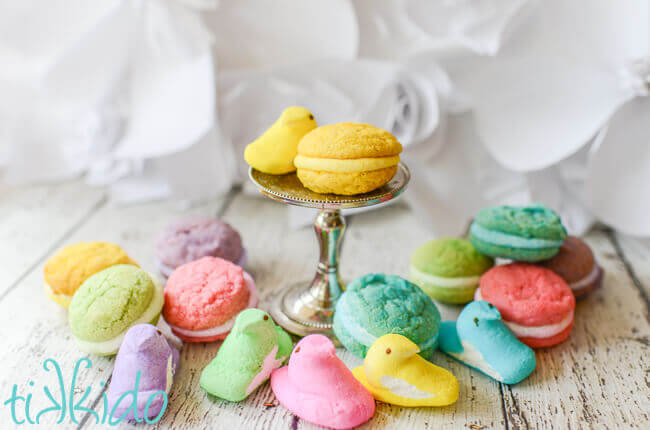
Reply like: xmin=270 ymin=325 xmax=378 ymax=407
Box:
xmin=154 ymin=216 xmax=245 ymax=277
xmin=107 ymin=324 xmax=180 ymax=422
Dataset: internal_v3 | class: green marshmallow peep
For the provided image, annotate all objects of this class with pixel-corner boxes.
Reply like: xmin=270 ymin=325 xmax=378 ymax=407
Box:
xmin=200 ymin=309 xmax=292 ymax=402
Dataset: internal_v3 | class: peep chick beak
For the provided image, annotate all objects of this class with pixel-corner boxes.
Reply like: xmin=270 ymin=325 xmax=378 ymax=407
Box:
xmin=397 ymin=344 xmax=420 ymax=359
xmin=383 ymin=341 xmax=420 ymax=360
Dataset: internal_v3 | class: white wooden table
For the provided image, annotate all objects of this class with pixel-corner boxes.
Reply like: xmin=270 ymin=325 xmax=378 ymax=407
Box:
xmin=0 ymin=181 xmax=648 ymax=429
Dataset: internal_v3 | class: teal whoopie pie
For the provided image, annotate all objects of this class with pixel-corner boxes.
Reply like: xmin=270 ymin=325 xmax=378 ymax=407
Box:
xmin=469 ymin=204 xmax=567 ymax=262
xmin=410 ymin=238 xmax=494 ymax=304
xmin=333 ymin=273 xmax=441 ymax=360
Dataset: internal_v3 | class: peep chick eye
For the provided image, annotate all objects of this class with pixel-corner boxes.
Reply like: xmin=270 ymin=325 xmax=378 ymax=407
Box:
xmin=473 ymin=318 xmax=479 ymax=327
xmin=295 ymin=347 xmax=300 ymax=353
xmin=386 ymin=348 xmax=391 ymax=355
xmin=263 ymin=315 xmax=269 ymax=320
xmin=309 ymin=114 xmax=314 ymax=120
xmin=488 ymin=303 xmax=494 ymax=308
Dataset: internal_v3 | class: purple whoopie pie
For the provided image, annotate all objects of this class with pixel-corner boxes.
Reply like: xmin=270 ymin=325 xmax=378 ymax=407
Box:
xmin=154 ymin=216 xmax=246 ymax=277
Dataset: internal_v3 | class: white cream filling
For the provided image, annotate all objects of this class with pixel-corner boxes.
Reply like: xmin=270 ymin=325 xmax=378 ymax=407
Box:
xmin=569 ymin=265 xmax=600 ymax=291
xmin=379 ymin=375 xmax=433 ymax=399
xmin=410 ymin=266 xmax=480 ymax=289
xmin=294 ymin=154 xmax=399 ymax=173
xmin=43 ymin=282 xmax=73 ymax=299
xmin=168 ymin=273 xmax=257 ymax=338
xmin=475 ymin=289 xmax=574 ymax=338
xmin=470 ymin=223 xmax=564 ymax=249
xmin=504 ymin=311 xmax=574 ymax=338
xmin=73 ymin=273 xmax=165 ymax=355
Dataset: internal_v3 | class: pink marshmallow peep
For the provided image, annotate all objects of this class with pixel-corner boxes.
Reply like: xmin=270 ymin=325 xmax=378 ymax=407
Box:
xmin=270 ymin=334 xmax=375 ymax=429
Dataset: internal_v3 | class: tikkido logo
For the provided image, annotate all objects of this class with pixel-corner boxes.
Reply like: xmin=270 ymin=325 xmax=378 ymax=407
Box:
xmin=3 ymin=358 xmax=168 ymax=426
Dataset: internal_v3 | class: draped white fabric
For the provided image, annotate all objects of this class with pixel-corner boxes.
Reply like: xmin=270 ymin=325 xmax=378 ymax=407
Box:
xmin=0 ymin=0 xmax=647 ymax=237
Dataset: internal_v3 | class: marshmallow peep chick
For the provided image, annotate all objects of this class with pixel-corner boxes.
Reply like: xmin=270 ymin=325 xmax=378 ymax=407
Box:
xmin=200 ymin=309 xmax=292 ymax=402
xmin=107 ymin=324 xmax=180 ymax=422
xmin=244 ymin=106 xmax=317 ymax=174
xmin=353 ymin=334 xmax=459 ymax=407
xmin=439 ymin=301 xmax=536 ymax=384
xmin=270 ymin=335 xmax=375 ymax=430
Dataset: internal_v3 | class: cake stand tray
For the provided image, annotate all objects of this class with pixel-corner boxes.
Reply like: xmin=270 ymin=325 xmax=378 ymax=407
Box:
xmin=249 ymin=163 xmax=410 ymax=339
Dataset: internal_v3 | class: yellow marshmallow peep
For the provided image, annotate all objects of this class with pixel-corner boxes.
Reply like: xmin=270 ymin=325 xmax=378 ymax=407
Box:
xmin=244 ymin=106 xmax=317 ymax=174
xmin=352 ymin=334 xmax=459 ymax=407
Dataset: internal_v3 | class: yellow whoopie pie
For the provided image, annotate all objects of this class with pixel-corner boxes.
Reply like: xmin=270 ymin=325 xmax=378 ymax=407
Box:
xmin=294 ymin=123 xmax=402 ymax=195
xmin=43 ymin=242 xmax=138 ymax=307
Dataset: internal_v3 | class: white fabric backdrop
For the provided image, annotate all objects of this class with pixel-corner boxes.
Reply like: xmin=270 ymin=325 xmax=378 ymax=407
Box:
xmin=0 ymin=0 xmax=648 ymax=238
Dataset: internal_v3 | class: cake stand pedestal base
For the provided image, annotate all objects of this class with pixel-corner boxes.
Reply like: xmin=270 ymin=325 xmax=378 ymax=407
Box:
xmin=269 ymin=209 xmax=344 ymax=338
xmin=249 ymin=163 xmax=410 ymax=340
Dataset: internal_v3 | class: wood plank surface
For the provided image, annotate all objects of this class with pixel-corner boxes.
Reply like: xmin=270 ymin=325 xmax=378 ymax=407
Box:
xmin=160 ymin=192 xmax=314 ymax=430
xmin=0 ymin=187 xmax=230 ymax=429
xmin=0 ymin=181 xmax=107 ymax=297
xmin=0 ymin=180 xmax=648 ymax=430
xmin=340 ymin=202 xmax=506 ymax=430
xmin=610 ymin=233 xmax=650 ymax=308
xmin=163 ymin=194 xmax=506 ymax=430
xmin=501 ymin=231 xmax=650 ymax=429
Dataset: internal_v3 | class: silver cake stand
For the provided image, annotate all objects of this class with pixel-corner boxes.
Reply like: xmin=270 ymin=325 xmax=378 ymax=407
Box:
xmin=249 ymin=163 xmax=410 ymax=340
